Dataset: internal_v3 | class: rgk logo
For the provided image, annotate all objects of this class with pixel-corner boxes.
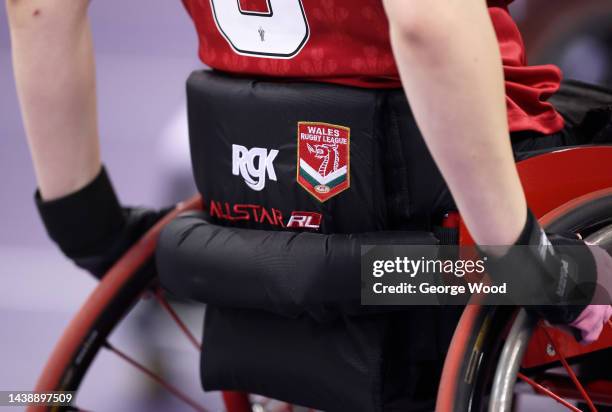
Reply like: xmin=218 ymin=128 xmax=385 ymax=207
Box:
xmin=287 ymin=211 xmax=322 ymax=230
xmin=232 ymin=144 xmax=279 ymax=191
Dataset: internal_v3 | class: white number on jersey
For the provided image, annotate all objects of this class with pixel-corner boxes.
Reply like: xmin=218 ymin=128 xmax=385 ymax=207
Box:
xmin=210 ymin=0 xmax=309 ymax=58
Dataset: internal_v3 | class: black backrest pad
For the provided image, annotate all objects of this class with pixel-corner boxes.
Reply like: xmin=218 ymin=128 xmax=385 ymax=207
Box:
xmin=182 ymin=71 xmax=454 ymax=411
xmin=180 ymin=73 xmax=612 ymax=411
xmin=187 ymin=70 xmax=451 ymax=233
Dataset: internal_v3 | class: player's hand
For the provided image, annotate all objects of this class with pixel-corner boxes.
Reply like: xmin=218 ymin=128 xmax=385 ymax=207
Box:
xmin=568 ymin=244 xmax=612 ymax=344
xmin=72 ymin=206 xmax=170 ymax=278
xmin=480 ymin=209 xmax=611 ymax=337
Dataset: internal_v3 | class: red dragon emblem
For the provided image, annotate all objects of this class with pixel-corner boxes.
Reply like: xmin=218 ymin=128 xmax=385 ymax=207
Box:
xmin=297 ymin=122 xmax=350 ymax=202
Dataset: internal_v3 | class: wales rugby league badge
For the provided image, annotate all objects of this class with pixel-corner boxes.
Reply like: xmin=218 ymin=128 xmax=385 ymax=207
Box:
xmin=297 ymin=122 xmax=350 ymax=202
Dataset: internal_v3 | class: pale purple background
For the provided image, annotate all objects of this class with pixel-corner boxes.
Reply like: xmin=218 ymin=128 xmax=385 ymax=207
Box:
xmin=0 ymin=1 xmax=199 ymax=248
xmin=1 ymin=1 xmax=610 ymax=411
xmin=0 ymin=2 xmax=220 ymax=411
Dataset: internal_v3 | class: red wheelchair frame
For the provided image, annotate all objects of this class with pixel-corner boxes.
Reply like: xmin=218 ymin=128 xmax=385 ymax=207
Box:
xmin=437 ymin=145 xmax=612 ymax=411
xmin=27 ymin=145 xmax=612 ymax=412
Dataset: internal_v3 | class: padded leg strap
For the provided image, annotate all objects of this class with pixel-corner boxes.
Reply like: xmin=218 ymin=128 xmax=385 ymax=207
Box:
xmin=156 ymin=212 xmax=438 ymax=321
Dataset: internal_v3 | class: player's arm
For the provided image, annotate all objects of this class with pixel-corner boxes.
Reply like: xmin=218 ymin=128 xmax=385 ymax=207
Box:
xmin=383 ymin=0 xmax=612 ymax=342
xmin=382 ymin=0 xmax=526 ymax=247
xmin=6 ymin=0 xmax=101 ymax=200
xmin=7 ymin=0 xmax=168 ymax=279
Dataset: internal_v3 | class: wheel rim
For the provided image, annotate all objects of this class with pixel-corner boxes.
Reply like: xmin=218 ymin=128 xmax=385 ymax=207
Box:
xmin=27 ymin=195 xmax=212 ymax=412
xmin=437 ymin=191 xmax=612 ymax=412
xmin=488 ymin=310 xmax=537 ymax=412
xmin=489 ymin=222 xmax=612 ymax=412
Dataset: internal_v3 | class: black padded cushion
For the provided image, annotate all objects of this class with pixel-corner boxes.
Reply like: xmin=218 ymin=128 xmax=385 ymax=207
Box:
xmin=186 ymin=70 xmax=450 ymax=233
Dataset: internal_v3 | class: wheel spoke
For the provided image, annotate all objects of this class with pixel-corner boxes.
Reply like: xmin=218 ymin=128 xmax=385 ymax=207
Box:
xmin=155 ymin=288 xmax=202 ymax=351
xmin=542 ymin=327 xmax=597 ymax=412
xmin=517 ymin=372 xmax=583 ymax=412
xmin=104 ymin=341 xmax=208 ymax=412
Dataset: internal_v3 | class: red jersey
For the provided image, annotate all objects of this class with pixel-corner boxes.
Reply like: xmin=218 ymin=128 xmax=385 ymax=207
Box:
xmin=181 ymin=0 xmax=564 ymax=134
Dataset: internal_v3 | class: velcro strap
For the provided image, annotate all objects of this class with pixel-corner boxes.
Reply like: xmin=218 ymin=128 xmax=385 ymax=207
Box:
xmin=480 ymin=210 xmax=597 ymax=324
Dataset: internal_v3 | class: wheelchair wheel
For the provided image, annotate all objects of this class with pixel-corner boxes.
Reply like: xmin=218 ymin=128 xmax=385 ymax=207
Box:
xmin=26 ymin=195 xmax=255 ymax=412
xmin=437 ymin=189 xmax=612 ymax=412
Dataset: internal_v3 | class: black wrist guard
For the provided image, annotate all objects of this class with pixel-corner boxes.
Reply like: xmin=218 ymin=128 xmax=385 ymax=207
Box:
xmin=482 ymin=209 xmax=597 ymax=324
xmin=35 ymin=167 xmax=126 ymax=261
xmin=36 ymin=167 xmax=169 ymax=279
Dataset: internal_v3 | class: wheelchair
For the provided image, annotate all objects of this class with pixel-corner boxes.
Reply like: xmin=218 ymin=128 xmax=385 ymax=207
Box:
xmin=26 ymin=77 xmax=612 ymax=412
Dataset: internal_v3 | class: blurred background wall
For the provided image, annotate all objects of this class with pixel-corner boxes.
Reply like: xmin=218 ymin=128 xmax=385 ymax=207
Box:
xmin=1 ymin=1 xmax=611 ymax=411
xmin=513 ymin=0 xmax=612 ymax=87
xmin=0 ymin=2 xmax=217 ymax=411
